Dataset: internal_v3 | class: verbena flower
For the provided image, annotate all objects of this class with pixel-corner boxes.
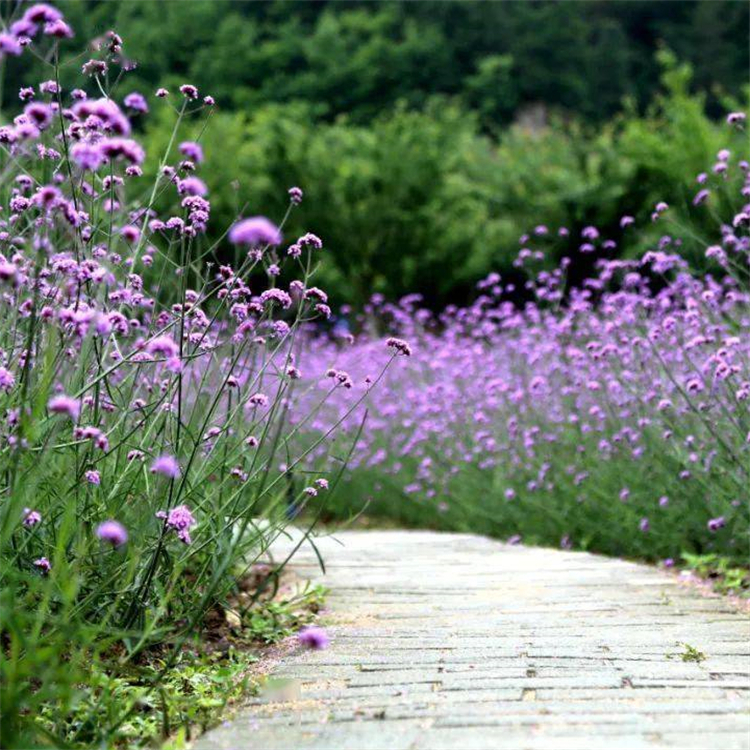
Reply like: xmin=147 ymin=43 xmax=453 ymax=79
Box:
xmin=23 ymin=508 xmax=41 ymax=527
xmin=298 ymin=625 xmax=329 ymax=650
xmin=228 ymin=216 xmax=282 ymax=246
xmin=33 ymin=556 xmax=51 ymax=573
xmin=150 ymin=455 xmax=180 ymax=478
xmin=47 ymin=395 xmax=81 ymax=421
xmin=155 ymin=504 xmax=196 ymax=544
xmin=96 ymin=520 xmax=128 ymax=547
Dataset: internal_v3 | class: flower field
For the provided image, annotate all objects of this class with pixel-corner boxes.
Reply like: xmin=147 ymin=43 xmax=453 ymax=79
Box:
xmin=0 ymin=3 xmax=747 ymax=748
xmin=296 ymin=146 xmax=750 ymax=568
xmin=0 ymin=5 xmax=405 ymax=746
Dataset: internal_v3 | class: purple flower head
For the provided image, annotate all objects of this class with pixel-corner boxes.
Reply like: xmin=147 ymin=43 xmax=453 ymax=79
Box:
xmin=48 ymin=395 xmax=81 ymax=421
xmin=24 ymin=4 xmax=63 ymax=24
xmin=71 ymin=141 xmax=104 ymax=171
xmin=23 ymin=508 xmax=41 ymax=527
xmin=147 ymin=335 xmax=179 ymax=359
xmin=73 ymin=98 xmax=130 ymax=134
xmin=692 ymin=189 xmax=710 ymax=206
xmin=85 ymin=470 xmax=101 ymax=485
xmin=123 ymin=92 xmax=148 ymax=113
xmin=178 ymin=176 xmax=207 ymax=197
xmin=228 ymin=217 xmax=282 ymax=247
xmin=99 ymin=137 xmax=144 ymax=166
xmin=0 ymin=367 xmax=15 ymax=392
xmin=179 ymin=84 xmax=199 ymax=99
xmin=44 ymin=19 xmax=73 ymax=38
xmin=386 ymin=337 xmax=412 ymax=357
xmin=34 ymin=557 xmax=51 ymax=573
xmin=639 ymin=518 xmax=650 ymax=533
xmin=288 ymin=186 xmax=303 ymax=204
xmin=179 ymin=141 xmax=204 ymax=163
xmin=24 ymin=102 xmax=53 ymax=130
xmin=151 ymin=455 xmax=180 ymax=479
xmin=707 ymin=516 xmax=725 ymax=532
xmin=298 ymin=625 xmax=329 ymax=650
xmin=156 ymin=504 xmax=196 ymax=544
xmin=96 ymin=520 xmax=128 ymax=547
xmin=0 ymin=34 xmax=23 ymax=57
xmin=727 ymin=112 xmax=746 ymax=126
xmin=248 ymin=392 xmax=269 ymax=408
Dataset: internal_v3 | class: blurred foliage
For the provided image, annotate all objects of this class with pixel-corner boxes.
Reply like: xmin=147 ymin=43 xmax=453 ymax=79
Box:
xmin=142 ymin=56 xmax=747 ymax=307
xmin=7 ymin=0 xmax=747 ymax=124
xmin=3 ymin=0 xmax=747 ymax=306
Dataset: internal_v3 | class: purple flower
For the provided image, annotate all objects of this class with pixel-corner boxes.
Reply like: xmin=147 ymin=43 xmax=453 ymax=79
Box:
xmin=48 ymin=395 xmax=81 ymax=421
xmin=34 ymin=557 xmax=51 ymax=573
xmin=248 ymin=392 xmax=269 ymax=408
xmin=24 ymin=4 xmax=63 ymax=24
xmin=707 ymin=516 xmax=725 ymax=532
xmin=179 ymin=141 xmax=204 ymax=163
xmin=44 ymin=19 xmax=73 ymax=38
xmin=639 ymin=518 xmax=650 ymax=533
xmin=386 ymin=337 xmax=412 ymax=356
xmin=692 ymin=189 xmax=710 ymax=206
xmin=178 ymin=176 xmax=208 ymax=197
xmin=228 ymin=217 xmax=282 ymax=247
xmin=98 ymin=137 xmax=145 ymax=166
xmin=288 ymin=186 xmax=303 ymax=204
xmin=123 ymin=92 xmax=148 ymax=113
xmin=24 ymin=102 xmax=53 ymax=130
xmin=156 ymin=504 xmax=196 ymax=544
xmin=0 ymin=34 xmax=22 ymax=57
xmin=85 ymin=470 xmax=101 ymax=485
xmin=23 ymin=508 xmax=41 ymax=527
xmin=727 ymin=112 xmax=746 ymax=126
xmin=147 ymin=335 xmax=179 ymax=358
xmin=151 ymin=455 xmax=180 ymax=479
xmin=298 ymin=626 xmax=329 ymax=650
xmin=179 ymin=84 xmax=199 ymax=99
xmin=71 ymin=141 xmax=104 ymax=171
xmin=0 ymin=367 xmax=15 ymax=392
xmin=96 ymin=520 xmax=128 ymax=547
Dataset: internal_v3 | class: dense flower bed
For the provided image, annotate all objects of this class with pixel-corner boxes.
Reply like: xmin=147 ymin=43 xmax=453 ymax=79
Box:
xmin=296 ymin=136 xmax=750 ymax=566
xmin=0 ymin=6 xmax=404 ymax=747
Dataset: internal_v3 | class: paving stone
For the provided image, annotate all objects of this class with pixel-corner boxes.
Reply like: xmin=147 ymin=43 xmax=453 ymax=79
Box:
xmin=193 ymin=530 xmax=750 ymax=750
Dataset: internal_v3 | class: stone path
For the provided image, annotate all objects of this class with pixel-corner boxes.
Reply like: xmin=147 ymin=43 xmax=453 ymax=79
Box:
xmin=195 ymin=530 xmax=750 ymax=750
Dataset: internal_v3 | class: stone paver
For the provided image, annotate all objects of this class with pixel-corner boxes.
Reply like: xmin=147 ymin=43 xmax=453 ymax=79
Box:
xmin=194 ymin=531 xmax=750 ymax=750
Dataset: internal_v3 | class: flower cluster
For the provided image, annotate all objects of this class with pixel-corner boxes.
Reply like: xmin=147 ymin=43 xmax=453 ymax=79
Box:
xmin=293 ymin=136 xmax=749 ymax=565
xmin=1 ymin=9 xmax=403 ymax=724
